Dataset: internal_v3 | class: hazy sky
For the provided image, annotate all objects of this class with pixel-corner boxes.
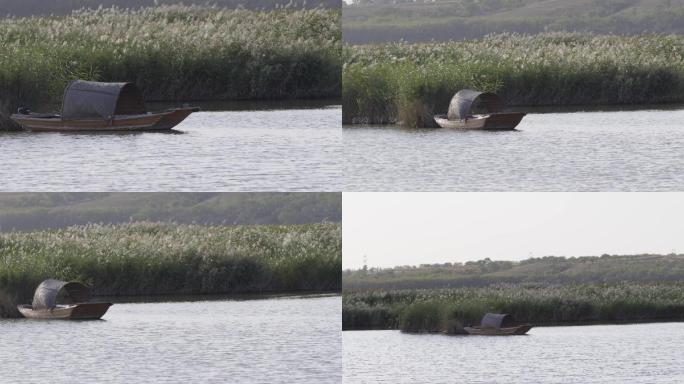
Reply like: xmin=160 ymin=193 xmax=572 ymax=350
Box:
xmin=343 ymin=193 xmax=684 ymax=269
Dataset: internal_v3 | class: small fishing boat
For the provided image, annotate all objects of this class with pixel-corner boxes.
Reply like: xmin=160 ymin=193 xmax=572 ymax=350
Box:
xmin=10 ymin=80 xmax=199 ymax=132
xmin=464 ymin=313 xmax=532 ymax=336
xmin=17 ymin=279 xmax=112 ymax=320
xmin=433 ymin=89 xmax=525 ymax=130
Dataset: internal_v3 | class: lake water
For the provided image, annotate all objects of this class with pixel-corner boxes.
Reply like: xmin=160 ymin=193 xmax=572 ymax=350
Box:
xmin=344 ymin=108 xmax=684 ymax=191
xmin=343 ymin=323 xmax=684 ymax=383
xmin=0 ymin=295 xmax=341 ymax=384
xmin=0 ymin=104 xmax=341 ymax=191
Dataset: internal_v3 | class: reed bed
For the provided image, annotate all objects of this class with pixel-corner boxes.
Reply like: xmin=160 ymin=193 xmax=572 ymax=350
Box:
xmin=0 ymin=5 xmax=341 ymax=129
xmin=342 ymin=33 xmax=684 ymax=126
xmin=0 ymin=222 xmax=341 ymax=317
xmin=343 ymin=283 xmax=684 ymax=332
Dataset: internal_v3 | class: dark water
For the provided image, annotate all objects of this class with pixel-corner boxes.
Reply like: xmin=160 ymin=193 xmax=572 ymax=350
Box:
xmin=0 ymin=295 xmax=341 ymax=383
xmin=343 ymin=323 xmax=684 ymax=383
xmin=0 ymin=106 xmax=341 ymax=191
xmin=344 ymin=108 xmax=684 ymax=191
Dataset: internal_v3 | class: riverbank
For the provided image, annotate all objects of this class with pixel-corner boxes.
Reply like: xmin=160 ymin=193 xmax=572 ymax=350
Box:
xmin=0 ymin=222 xmax=341 ymax=318
xmin=342 ymin=283 xmax=684 ymax=333
xmin=342 ymin=33 xmax=684 ymax=127
xmin=0 ymin=5 xmax=341 ymax=130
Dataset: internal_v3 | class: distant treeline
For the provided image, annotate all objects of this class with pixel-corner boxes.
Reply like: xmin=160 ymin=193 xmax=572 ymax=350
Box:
xmin=0 ymin=0 xmax=341 ymax=16
xmin=0 ymin=222 xmax=341 ymax=318
xmin=344 ymin=0 xmax=684 ymax=43
xmin=0 ymin=192 xmax=341 ymax=231
xmin=343 ymin=254 xmax=684 ymax=290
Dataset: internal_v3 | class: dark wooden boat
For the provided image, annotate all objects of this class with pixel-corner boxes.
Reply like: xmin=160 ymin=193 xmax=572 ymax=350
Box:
xmin=10 ymin=80 xmax=199 ymax=132
xmin=464 ymin=324 xmax=532 ymax=335
xmin=17 ymin=279 xmax=112 ymax=320
xmin=433 ymin=89 xmax=525 ymax=130
xmin=464 ymin=313 xmax=532 ymax=336
xmin=18 ymin=303 xmax=113 ymax=320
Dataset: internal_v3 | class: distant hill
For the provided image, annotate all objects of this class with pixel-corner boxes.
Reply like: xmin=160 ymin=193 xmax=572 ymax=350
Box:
xmin=0 ymin=0 xmax=341 ymax=16
xmin=0 ymin=193 xmax=341 ymax=231
xmin=344 ymin=0 xmax=684 ymax=43
xmin=343 ymin=254 xmax=684 ymax=289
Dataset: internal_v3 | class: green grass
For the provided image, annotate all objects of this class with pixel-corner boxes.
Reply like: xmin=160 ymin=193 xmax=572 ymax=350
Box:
xmin=0 ymin=5 xmax=341 ymax=130
xmin=0 ymin=222 xmax=341 ymax=317
xmin=343 ymin=283 xmax=684 ymax=332
xmin=342 ymin=33 xmax=684 ymax=126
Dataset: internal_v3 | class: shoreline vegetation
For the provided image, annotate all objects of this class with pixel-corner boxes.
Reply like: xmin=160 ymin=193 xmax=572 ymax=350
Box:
xmin=0 ymin=5 xmax=341 ymax=130
xmin=342 ymin=33 xmax=684 ymax=127
xmin=0 ymin=221 xmax=341 ymax=318
xmin=342 ymin=254 xmax=684 ymax=333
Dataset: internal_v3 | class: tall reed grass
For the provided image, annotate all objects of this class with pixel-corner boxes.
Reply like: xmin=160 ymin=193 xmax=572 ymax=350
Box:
xmin=0 ymin=6 xmax=341 ymax=129
xmin=343 ymin=33 xmax=684 ymax=126
xmin=343 ymin=283 xmax=684 ymax=332
xmin=0 ymin=222 xmax=341 ymax=317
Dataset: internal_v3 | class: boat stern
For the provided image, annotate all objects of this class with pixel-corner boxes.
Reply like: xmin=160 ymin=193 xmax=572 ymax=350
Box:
xmin=70 ymin=302 xmax=113 ymax=320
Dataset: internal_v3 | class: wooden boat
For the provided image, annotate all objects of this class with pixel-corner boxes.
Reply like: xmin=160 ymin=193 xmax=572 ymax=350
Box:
xmin=10 ymin=80 xmax=199 ymax=132
xmin=17 ymin=279 xmax=112 ymax=320
xmin=433 ymin=112 xmax=526 ymax=130
xmin=433 ymin=89 xmax=525 ymax=130
xmin=18 ymin=303 xmax=113 ymax=320
xmin=464 ymin=313 xmax=532 ymax=336
xmin=464 ymin=324 xmax=532 ymax=336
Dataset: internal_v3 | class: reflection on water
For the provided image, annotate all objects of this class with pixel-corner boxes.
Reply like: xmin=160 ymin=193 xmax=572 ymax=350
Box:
xmin=0 ymin=106 xmax=341 ymax=191
xmin=1 ymin=295 xmax=341 ymax=384
xmin=343 ymin=323 xmax=684 ymax=383
xmin=344 ymin=108 xmax=684 ymax=191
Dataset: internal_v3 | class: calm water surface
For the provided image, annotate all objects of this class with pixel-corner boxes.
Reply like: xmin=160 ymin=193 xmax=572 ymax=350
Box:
xmin=1 ymin=295 xmax=341 ymax=383
xmin=344 ymin=108 xmax=684 ymax=191
xmin=344 ymin=324 xmax=684 ymax=383
xmin=0 ymin=105 xmax=340 ymax=191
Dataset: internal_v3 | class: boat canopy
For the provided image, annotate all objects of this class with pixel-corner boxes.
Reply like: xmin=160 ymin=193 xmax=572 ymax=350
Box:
xmin=32 ymin=279 xmax=91 ymax=310
xmin=61 ymin=80 xmax=147 ymax=120
xmin=480 ymin=313 xmax=515 ymax=329
xmin=447 ymin=89 xmax=503 ymax=120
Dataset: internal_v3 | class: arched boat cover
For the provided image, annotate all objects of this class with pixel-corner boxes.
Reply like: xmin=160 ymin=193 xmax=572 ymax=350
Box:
xmin=480 ymin=313 xmax=515 ymax=328
xmin=447 ymin=89 xmax=503 ymax=120
xmin=32 ymin=279 xmax=91 ymax=310
xmin=61 ymin=80 xmax=147 ymax=120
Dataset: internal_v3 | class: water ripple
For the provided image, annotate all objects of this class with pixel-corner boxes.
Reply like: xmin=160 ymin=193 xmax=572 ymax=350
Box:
xmin=344 ymin=323 xmax=684 ymax=383
xmin=1 ymin=296 xmax=341 ymax=384
xmin=0 ymin=107 xmax=341 ymax=191
xmin=344 ymin=109 xmax=684 ymax=191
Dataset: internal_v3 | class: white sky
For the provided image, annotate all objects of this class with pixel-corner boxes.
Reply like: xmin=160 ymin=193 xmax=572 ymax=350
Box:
xmin=343 ymin=192 xmax=684 ymax=269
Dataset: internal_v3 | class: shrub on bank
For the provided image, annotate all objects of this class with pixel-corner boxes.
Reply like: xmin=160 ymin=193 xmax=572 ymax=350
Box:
xmin=0 ymin=6 xmax=341 ymax=130
xmin=343 ymin=33 xmax=684 ymax=126
xmin=0 ymin=222 xmax=341 ymax=317
xmin=343 ymin=283 xmax=684 ymax=331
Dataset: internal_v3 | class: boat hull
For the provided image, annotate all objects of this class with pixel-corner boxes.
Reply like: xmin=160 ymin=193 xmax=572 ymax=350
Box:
xmin=10 ymin=107 xmax=199 ymax=132
xmin=464 ymin=324 xmax=532 ymax=335
xmin=434 ymin=112 xmax=526 ymax=130
xmin=17 ymin=303 xmax=112 ymax=320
